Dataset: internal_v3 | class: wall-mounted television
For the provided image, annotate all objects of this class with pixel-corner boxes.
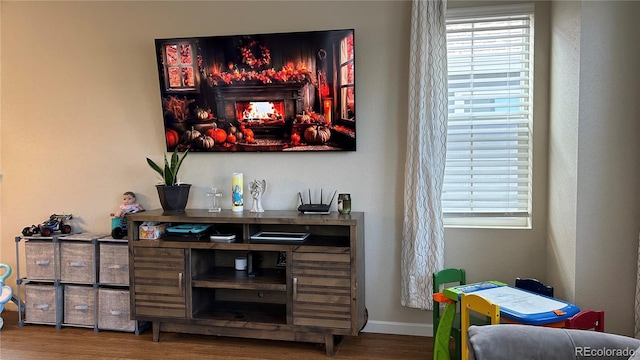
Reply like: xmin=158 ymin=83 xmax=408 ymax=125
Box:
xmin=154 ymin=29 xmax=356 ymax=152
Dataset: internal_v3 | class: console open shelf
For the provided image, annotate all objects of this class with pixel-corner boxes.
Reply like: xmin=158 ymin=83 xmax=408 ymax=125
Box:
xmin=193 ymin=301 xmax=287 ymax=324
xmin=191 ymin=267 xmax=286 ymax=291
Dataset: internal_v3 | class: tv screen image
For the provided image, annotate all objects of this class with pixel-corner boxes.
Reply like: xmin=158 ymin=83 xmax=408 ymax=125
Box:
xmin=155 ymin=29 xmax=356 ymax=152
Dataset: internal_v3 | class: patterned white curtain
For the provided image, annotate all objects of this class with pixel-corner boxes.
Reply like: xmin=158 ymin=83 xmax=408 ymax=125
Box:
xmin=401 ymin=0 xmax=448 ymax=310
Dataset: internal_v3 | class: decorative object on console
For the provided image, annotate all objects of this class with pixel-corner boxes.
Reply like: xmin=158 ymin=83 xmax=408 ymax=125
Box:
xmin=154 ymin=29 xmax=356 ymax=152
xmin=249 ymin=179 xmax=267 ymax=213
xmin=146 ymin=149 xmax=190 ymax=212
xmin=232 ymin=173 xmax=244 ymax=212
xmin=206 ymin=187 xmax=222 ymax=213
xmin=338 ymin=193 xmax=351 ymax=214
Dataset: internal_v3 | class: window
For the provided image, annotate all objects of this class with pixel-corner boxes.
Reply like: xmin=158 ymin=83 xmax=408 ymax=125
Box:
xmin=443 ymin=4 xmax=534 ymax=228
xmin=162 ymin=41 xmax=198 ymax=92
xmin=339 ymin=33 xmax=355 ymax=122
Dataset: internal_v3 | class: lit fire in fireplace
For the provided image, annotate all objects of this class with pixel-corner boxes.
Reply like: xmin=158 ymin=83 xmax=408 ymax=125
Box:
xmin=241 ymin=102 xmax=283 ymax=121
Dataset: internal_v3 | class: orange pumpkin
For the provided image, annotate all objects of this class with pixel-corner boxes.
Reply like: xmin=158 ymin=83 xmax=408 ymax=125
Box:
xmin=290 ymin=132 xmax=300 ymax=145
xmin=242 ymin=128 xmax=254 ymax=138
xmin=213 ymin=128 xmax=227 ymax=144
xmin=205 ymin=128 xmax=216 ymax=139
xmin=166 ymin=129 xmax=179 ymax=148
xmin=226 ymin=134 xmax=237 ymax=144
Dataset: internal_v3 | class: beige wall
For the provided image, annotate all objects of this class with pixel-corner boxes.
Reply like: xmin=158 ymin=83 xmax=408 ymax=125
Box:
xmin=548 ymin=0 xmax=580 ymax=304
xmin=2 ymin=0 xmax=638 ymax=337
xmin=1 ymin=0 xmax=426 ymax=333
xmin=549 ymin=1 xmax=640 ymax=335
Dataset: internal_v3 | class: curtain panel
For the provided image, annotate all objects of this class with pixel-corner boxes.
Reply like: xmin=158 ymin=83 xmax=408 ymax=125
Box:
xmin=401 ymin=0 xmax=448 ymax=310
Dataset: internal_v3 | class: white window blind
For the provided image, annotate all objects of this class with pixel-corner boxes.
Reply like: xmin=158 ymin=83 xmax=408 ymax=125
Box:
xmin=443 ymin=4 xmax=534 ymax=227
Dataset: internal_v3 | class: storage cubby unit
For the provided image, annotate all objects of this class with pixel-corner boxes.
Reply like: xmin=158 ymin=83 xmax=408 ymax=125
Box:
xmin=15 ymin=233 xmax=146 ymax=333
xmin=128 ymin=209 xmax=366 ymax=356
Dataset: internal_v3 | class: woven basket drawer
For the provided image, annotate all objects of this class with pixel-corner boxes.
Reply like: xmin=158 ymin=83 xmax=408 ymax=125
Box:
xmin=99 ymin=244 xmax=129 ymax=285
xmin=63 ymin=285 xmax=95 ymax=326
xmin=98 ymin=288 xmax=135 ymax=331
xmin=60 ymin=242 xmax=95 ymax=283
xmin=25 ymin=284 xmax=58 ymax=324
xmin=25 ymin=242 xmax=59 ymax=280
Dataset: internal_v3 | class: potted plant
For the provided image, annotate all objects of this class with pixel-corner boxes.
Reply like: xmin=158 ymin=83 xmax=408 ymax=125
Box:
xmin=146 ymin=149 xmax=191 ymax=212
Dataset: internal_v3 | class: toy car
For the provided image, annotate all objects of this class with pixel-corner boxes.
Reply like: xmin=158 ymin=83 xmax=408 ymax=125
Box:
xmin=111 ymin=216 xmax=128 ymax=239
xmin=22 ymin=214 xmax=73 ymax=237
xmin=111 ymin=208 xmax=143 ymax=239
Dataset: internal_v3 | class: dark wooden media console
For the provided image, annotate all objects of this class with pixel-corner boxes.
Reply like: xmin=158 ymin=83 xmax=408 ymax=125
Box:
xmin=127 ymin=209 xmax=365 ymax=356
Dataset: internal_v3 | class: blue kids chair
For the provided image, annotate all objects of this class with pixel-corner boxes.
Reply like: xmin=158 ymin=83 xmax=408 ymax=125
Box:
xmin=0 ymin=264 xmax=14 ymax=329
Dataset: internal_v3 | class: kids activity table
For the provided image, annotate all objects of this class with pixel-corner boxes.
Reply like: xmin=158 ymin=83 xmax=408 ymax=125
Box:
xmin=433 ymin=281 xmax=581 ymax=360
xmin=443 ymin=280 xmax=580 ymax=326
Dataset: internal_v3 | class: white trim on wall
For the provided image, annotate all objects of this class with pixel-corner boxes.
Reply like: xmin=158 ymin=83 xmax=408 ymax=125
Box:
xmin=362 ymin=320 xmax=431 ymax=337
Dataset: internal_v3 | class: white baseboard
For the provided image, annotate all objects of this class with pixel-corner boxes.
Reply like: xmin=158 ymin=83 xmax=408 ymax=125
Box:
xmin=362 ymin=320 xmax=432 ymax=337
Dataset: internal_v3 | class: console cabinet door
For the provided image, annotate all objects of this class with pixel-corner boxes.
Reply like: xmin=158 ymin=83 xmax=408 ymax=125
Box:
xmin=291 ymin=251 xmax=352 ymax=329
xmin=132 ymin=247 xmax=186 ymax=319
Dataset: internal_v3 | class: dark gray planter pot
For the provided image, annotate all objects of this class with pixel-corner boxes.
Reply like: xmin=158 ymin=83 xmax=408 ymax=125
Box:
xmin=156 ymin=184 xmax=191 ymax=212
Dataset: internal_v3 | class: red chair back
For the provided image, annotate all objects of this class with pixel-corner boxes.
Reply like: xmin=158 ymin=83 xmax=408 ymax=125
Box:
xmin=565 ymin=310 xmax=604 ymax=332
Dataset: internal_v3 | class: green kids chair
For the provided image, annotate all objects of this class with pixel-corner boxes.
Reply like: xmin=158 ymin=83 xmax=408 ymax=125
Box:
xmin=433 ymin=268 xmax=466 ymax=360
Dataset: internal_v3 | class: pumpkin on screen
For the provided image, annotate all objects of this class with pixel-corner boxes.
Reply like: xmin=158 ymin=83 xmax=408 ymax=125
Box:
xmin=205 ymin=128 xmax=216 ymax=139
xmin=182 ymin=127 xmax=201 ymax=144
xmin=213 ymin=128 xmax=227 ymax=144
xmin=195 ymin=108 xmax=209 ymax=120
xmin=304 ymin=125 xmax=331 ymax=144
xmin=242 ymin=128 xmax=254 ymax=138
xmin=195 ymin=135 xmax=215 ymax=149
xmin=166 ymin=129 xmax=179 ymax=148
xmin=290 ymin=132 xmax=301 ymax=145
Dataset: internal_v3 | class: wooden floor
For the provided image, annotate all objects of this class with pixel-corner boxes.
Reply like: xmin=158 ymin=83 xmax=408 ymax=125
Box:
xmin=0 ymin=311 xmax=433 ymax=359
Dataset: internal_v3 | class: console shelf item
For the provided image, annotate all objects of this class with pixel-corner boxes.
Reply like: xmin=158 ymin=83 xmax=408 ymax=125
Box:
xmin=127 ymin=209 xmax=366 ymax=356
xmin=250 ymin=231 xmax=310 ymax=242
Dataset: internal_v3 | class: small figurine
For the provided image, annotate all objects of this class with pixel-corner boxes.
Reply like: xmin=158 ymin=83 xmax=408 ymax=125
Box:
xmin=249 ymin=179 xmax=267 ymax=213
xmin=115 ymin=191 xmax=144 ymax=218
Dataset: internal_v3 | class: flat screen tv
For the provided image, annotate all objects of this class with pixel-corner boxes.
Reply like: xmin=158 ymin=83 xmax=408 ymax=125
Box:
xmin=154 ymin=29 xmax=356 ymax=152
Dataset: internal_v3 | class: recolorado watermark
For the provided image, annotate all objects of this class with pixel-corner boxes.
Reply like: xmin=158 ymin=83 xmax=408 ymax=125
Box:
xmin=575 ymin=346 xmax=636 ymax=357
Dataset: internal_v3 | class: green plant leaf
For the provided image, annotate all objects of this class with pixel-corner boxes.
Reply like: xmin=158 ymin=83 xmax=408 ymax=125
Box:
xmin=147 ymin=149 xmax=188 ymax=186
xmin=164 ymin=163 xmax=174 ymax=185
xmin=146 ymin=158 xmax=164 ymax=178
xmin=174 ymin=149 xmax=189 ymax=181
xmin=170 ymin=150 xmax=179 ymax=170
